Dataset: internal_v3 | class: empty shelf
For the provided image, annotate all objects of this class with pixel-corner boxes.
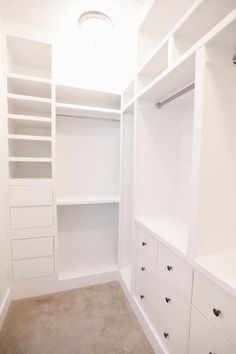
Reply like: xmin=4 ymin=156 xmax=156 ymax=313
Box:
xmin=57 ymin=196 xmax=120 ymax=206
xmin=8 ymin=134 xmax=52 ymax=141
xmin=56 ymin=103 xmax=120 ymax=121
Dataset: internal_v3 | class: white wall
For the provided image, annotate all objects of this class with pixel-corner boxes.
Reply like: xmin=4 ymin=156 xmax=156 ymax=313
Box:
xmin=0 ymin=18 xmax=10 ymax=328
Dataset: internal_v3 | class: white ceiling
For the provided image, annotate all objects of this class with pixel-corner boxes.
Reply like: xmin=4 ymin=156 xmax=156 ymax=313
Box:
xmin=0 ymin=0 xmax=147 ymax=32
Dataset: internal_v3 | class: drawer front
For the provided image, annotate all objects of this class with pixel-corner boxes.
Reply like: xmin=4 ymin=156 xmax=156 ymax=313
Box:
xmin=155 ymin=279 xmax=190 ymax=337
xmin=10 ymin=206 xmax=53 ymax=229
xmin=12 ymin=237 xmax=54 ymax=260
xmin=135 ymin=270 xmax=156 ymax=321
xmin=9 ymin=185 xmax=53 ymax=207
xmin=158 ymin=244 xmax=193 ymax=300
xmin=13 ymin=257 xmax=54 ymax=280
xmin=193 ymin=271 xmax=236 ymax=349
xmin=136 ymin=225 xmax=157 ymax=265
xmin=157 ymin=315 xmax=188 ymax=354
xmin=189 ymin=310 xmax=234 ymax=354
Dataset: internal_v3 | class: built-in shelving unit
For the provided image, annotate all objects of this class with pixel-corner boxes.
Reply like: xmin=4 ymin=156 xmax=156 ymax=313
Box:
xmin=56 ymin=84 xmax=121 ymax=280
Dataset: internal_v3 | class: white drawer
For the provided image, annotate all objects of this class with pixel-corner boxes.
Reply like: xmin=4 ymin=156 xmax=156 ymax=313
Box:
xmin=12 ymin=237 xmax=54 ymax=260
xmin=10 ymin=206 xmax=53 ymax=229
xmin=157 ymin=315 xmax=188 ymax=354
xmin=136 ymin=225 xmax=157 ymax=265
xmin=13 ymin=257 xmax=54 ymax=280
xmin=193 ymin=271 xmax=236 ymax=349
xmin=158 ymin=244 xmax=193 ymax=301
xmin=154 ymin=279 xmax=190 ymax=337
xmin=9 ymin=185 xmax=53 ymax=207
xmin=189 ymin=310 xmax=234 ymax=354
xmin=135 ymin=269 xmax=156 ymax=321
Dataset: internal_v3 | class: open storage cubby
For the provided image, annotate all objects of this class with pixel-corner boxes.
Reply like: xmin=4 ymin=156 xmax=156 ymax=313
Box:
xmin=119 ymin=102 xmax=134 ymax=290
xmin=172 ymin=0 xmax=236 ymax=61
xmin=6 ymin=36 xmax=51 ymax=79
xmin=8 ymin=96 xmax=51 ymax=117
xmin=58 ymin=203 xmax=119 ymax=279
xmin=137 ymin=0 xmax=195 ymax=69
xmin=7 ymin=75 xmax=51 ymax=99
xmin=135 ymin=54 xmax=196 ymax=255
xmin=190 ymin=19 xmax=236 ymax=291
xmin=8 ymin=139 xmax=51 ymax=158
xmin=9 ymin=161 xmax=52 ymax=179
xmin=56 ymin=114 xmax=120 ymax=204
xmin=137 ymin=40 xmax=168 ymax=95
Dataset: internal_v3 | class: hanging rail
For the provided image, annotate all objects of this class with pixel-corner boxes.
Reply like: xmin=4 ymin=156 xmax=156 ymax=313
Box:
xmin=156 ymin=83 xmax=195 ymax=109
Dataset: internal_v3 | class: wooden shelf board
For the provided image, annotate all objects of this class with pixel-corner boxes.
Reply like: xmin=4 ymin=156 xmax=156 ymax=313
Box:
xmin=56 ymin=103 xmax=120 ymax=120
xmin=8 ymin=134 xmax=52 ymax=142
xmin=7 ymin=93 xmax=51 ymax=104
xmin=57 ymin=196 xmax=120 ymax=206
xmin=135 ymin=216 xmax=189 ymax=256
xmin=7 ymin=72 xmax=51 ymax=84
xmin=8 ymin=114 xmax=51 ymax=124
xmin=8 ymin=157 xmax=52 ymax=162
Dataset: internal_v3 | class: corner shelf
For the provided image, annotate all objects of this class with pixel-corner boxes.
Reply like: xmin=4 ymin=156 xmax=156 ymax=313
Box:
xmin=57 ymin=196 xmax=120 ymax=206
xmin=56 ymin=103 xmax=120 ymax=121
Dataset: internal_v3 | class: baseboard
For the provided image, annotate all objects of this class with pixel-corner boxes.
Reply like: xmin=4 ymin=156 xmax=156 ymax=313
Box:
xmin=11 ymin=270 xmax=119 ymax=300
xmin=0 ymin=287 xmax=11 ymax=330
xmin=118 ymin=272 xmax=166 ymax=354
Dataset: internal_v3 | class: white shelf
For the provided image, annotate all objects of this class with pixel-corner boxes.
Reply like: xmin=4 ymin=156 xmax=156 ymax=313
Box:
xmin=9 ymin=178 xmax=52 ymax=185
xmin=135 ymin=216 xmax=189 ymax=256
xmin=56 ymin=103 xmax=120 ymax=121
xmin=196 ymin=249 xmax=236 ymax=295
xmin=56 ymin=84 xmax=121 ymax=110
xmin=8 ymin=114 xmax=51 ymax=124
xmin=7 ymin=93 xmax=51 ymax=104
xmin=57 ymin=196 xmax=120 ymax=206
xmin=58 ymin=266 xmax=118 ymax=281
xmin=120 ymin=267 xmax=132 ymax=292
xmin=138 ymin=50 xmax=195 ymax=102
xmin=9 ymin=157 xmax=52 ymax=162
xmin=7 ymin=72 xmax=51 ymax=84
xmin=8 ymin=74 xmax=51 ymax=99
xmin=8 ymin=134 xmax=52 ymax=142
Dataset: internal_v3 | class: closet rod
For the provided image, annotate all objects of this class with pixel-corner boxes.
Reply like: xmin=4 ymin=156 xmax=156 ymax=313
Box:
xmin=56 ymin=113 xmax=119 ymax=122
xmin=156 ymin=83 xmax=195 ymax=109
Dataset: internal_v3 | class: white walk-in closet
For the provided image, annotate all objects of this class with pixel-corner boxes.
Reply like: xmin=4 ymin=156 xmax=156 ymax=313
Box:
xmin=0 ymin=1 xmax=236 ymax=354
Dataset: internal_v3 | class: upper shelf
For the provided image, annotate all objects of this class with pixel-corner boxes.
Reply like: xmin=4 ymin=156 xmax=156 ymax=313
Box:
xmin=56 ymin=103 xmax=120 ymax=121
xmin=56 ymin=84 xmax=121 ymax=110
xmin=8 ymin=94 xmax=51 ymax=117
xmin=7 ymin=36 xmax=51 ymax=79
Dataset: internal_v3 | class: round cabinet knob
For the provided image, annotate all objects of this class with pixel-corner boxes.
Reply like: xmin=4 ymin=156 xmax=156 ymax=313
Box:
xmin=213 ymin=308 xmax=221 ymax=317
xmin=167 ymin=265 xmax=173 ymax=271
xmin=209 ymin=352 xmax=216 ymax=354
xmin=165 ymin=297 xmax=171 ymax=304
xmin=141 ymin=266 xmax=146 ymax=271
xmin=164 ymin=332 xmax=169 ymax=339
xmin=140 ymin=294 xmax=144 ymax=299
xmin=142 ymin=242 xmax=147 ymax=246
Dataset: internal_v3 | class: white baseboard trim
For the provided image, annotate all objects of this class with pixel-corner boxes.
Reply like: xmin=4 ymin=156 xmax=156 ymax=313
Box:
xmin=11 ymin=270 xmax=119 ymax=300
xmin=119 ymin=272 xmax=166 ymax=354
xmin=0 ymin=287 xmax=11 ymax=330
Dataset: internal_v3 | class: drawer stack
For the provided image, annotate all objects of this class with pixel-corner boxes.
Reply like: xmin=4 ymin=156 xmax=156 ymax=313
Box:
xmin=189 ymin=271 xmax=235 ymax=354
xmin=9 ymin=184 xmax=55 ymax=280
xmin=135 ymin=223 xmax=193 ymax=354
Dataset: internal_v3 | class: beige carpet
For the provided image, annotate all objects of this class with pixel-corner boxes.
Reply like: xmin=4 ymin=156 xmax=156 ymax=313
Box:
xmin=0 ymin=281 xmax=154 ymax=354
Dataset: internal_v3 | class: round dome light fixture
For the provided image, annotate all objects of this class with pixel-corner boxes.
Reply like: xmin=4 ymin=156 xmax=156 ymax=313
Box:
xmin=78 ymin=11 xmax=113 ymax=45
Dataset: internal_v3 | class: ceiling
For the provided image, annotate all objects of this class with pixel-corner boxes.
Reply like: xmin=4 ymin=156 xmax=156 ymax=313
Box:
xmin=0 ymin=0 xmax=147 ymax=32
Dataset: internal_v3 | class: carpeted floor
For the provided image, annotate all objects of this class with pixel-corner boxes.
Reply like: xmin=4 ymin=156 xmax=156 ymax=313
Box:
xmin=0 ymin=281 xmax=154 ymax=354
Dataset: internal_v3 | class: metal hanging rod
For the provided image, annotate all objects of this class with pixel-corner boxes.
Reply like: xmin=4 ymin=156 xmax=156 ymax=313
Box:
xmin=56 ymin=113 xmax=119 ymax=122
xmin=156 ymin=83 xmax=195 ymax=109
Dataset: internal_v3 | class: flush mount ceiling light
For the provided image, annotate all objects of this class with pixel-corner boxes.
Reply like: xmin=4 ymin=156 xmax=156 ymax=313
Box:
xmin=78 ymin=11 xmax=114 ymax=45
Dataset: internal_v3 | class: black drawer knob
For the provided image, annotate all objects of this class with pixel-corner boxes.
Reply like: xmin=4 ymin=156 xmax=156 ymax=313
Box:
xmin=140 ymin=294 xmax=144 ymax=299
xmin=167 ymin=265 xmax=173 ymax=271
xmin=142 ymin=242 xmax=147 ymax=246
xmin=164 ymin=332 xmax=169 ymax=339
xmin=209 ymin=352 xmax=216 ymax=354
xmin=141 ymin=266 xmax=146 ymax=271
xmin=165 ymin=297 xmax=171 ymax=303
xmin=213 ymin=308 xmax=221 ymax=317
